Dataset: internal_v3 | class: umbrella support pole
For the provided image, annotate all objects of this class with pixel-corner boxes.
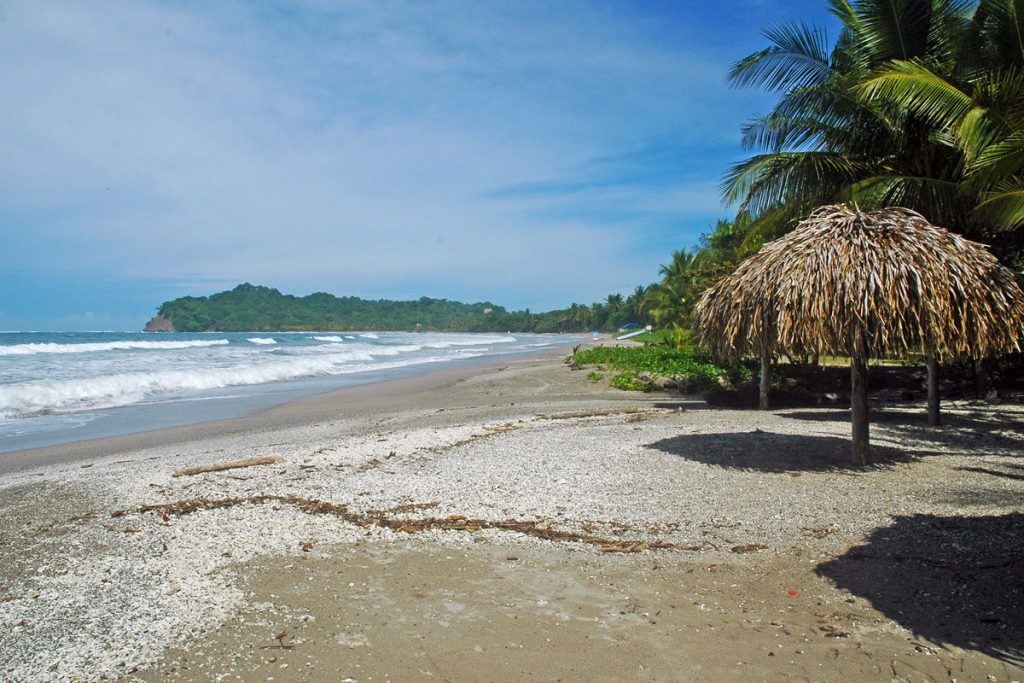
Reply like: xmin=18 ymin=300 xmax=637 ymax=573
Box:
xmin=759 ymin=346 xmax=770 ymax=410
xmin=851 ymin=353 xmax=869 ymax=466
xmin=927 ymin=351 xmax=940 ymax=426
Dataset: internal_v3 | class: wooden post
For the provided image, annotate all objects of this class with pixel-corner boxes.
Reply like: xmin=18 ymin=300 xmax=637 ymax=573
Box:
xmin=926 ymin=351 xmax=940 ymax=426
xmin=851 ymin=349 xmax=870 ymax=467
xmin=973 ymin=358 xmax=989 ymax=398
xmin=759 ymin=344 xmax=771 ymax=411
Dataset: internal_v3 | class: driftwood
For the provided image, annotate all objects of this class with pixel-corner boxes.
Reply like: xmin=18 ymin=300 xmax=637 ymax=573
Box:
xmin=172 ymin=455 xmax=282 ymax=478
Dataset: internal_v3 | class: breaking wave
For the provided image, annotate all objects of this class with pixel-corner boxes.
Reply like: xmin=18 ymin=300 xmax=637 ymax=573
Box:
xmin=0 ymin=346 xmax=392 ymax=419
xmin=0 ymin=339 xmax=230 ymax=356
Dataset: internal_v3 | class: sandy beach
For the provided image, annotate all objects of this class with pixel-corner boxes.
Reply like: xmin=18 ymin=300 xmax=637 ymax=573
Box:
xmin=1 ymin=346 xmax=1023 ymax=682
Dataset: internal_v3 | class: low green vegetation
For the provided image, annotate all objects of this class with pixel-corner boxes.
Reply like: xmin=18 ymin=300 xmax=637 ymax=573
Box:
xmin=570 ymin=345 xmax=752 ymax=393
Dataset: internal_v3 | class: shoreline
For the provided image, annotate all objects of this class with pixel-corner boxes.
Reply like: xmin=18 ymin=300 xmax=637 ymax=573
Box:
xmin=0 ymin=343 xmax=579 ymax=475
xmin=1 ymin=348 xmax=1022 ymax=681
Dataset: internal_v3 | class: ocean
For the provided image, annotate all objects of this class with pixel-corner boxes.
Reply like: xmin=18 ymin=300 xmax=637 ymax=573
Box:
xmin=0 ymin=331 xmax=576 ymax=452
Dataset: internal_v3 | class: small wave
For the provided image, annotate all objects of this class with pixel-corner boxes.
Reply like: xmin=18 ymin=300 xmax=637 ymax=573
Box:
xmin=312 ymin=336 xmax=344 ymax=342
xmin=423 ymin=335 xmax=518 ymax=349
xmin=359 ymin=332 xmax=380 ymax=339
xmin=0 ymin=339 xmax=230 ymax=356
xmin=345 ymin=335 xmax=356 ymax=339
xmin=247 ymin=337 xmax=277 ymax=345
xmin=0 ymin=344 xmax=437 ymax=419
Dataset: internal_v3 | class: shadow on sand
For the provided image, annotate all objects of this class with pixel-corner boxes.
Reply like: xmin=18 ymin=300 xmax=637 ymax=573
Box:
xmin=646 ymin=431 xmax=916 ymax=473
xmin=777 ymin=407 xmax=1024 ymax=457
xmin=817 ymin=513 xmax=1024 ymax=664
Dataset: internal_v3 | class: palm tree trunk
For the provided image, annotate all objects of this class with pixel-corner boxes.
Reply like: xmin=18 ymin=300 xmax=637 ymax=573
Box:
xmin=927 ymin=350 xmax=940 ymax=426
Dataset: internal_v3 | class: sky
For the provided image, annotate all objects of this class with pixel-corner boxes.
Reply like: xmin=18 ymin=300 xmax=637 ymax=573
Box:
xmin=0 ymin=0 xmax=840 ymax=330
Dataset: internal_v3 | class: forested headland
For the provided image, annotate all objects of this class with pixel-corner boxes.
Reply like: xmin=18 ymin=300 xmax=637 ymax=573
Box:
xmin=148 ymin=283 xmax=650 ymax=333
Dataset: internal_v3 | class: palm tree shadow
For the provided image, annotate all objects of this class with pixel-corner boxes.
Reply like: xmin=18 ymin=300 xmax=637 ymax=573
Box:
xmin=778 ymin=408 xmax=1024 ymax=457
xmin=817 ymin=513 xmax=1024 ymax=664
xmin=646 ymin=431 xmax=916 ymax=473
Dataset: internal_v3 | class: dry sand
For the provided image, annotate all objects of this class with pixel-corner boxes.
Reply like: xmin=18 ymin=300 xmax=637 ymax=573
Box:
xmin=1 ymin=347 xmax=1022 ymax=682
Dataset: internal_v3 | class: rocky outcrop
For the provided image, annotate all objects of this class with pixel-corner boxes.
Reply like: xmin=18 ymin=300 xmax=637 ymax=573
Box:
xmin=144 ymin=314 xmax=175 ymax=332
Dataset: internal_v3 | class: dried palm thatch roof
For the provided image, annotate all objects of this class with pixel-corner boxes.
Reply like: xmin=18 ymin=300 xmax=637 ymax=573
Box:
xmin=695 ymin=204 xmax=1024 ymax=362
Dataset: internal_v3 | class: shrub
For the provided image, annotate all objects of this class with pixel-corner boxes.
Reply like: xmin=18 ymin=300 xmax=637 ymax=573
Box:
xmin=610 ymin=372 xmax=656 ymax=392
xmin=571 ymin=345 xmax=750 ymax=392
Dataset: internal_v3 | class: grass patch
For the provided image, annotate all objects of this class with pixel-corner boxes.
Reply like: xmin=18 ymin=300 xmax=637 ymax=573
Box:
xmin=571 ymin=345 xmax=750 ymax=392
xmin=610 ymin=372 xmax=657 ymax=392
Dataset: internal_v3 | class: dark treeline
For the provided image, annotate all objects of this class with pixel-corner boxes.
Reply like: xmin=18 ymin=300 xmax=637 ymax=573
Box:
xmin=154 ymin=283 xmax=654 ymax=333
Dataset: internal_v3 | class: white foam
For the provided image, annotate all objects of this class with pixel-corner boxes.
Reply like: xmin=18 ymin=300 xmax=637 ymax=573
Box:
xmin=312 ymin=336 xmax=343 ymax=342
xmin=359 ymin=332 xmax=380 ymax=339
xmin=246 ymin=338 xmax=277 ymax=345
xmin=0 ymin=340 xmax=230 ymax=356
xmin=0 ymin=345 xmax=428 ymax=419
xmin=423 ymin=335 xmax=518 ymax=349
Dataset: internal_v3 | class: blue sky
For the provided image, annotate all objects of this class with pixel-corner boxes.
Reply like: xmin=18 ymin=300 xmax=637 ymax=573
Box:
xmin=0 ymin=1 xmax=839 ymax=330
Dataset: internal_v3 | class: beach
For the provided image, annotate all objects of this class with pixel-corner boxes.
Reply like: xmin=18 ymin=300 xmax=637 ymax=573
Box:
xmin=2 ymin=346 xmax=1023 ymax=682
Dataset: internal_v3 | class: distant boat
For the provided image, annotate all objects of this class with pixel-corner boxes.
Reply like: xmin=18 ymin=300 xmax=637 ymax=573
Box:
xmin=616 ymin=324 xmax=652 ymax=341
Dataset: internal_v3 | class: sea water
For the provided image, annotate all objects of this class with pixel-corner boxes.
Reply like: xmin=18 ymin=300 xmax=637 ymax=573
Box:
xmin=0 ymin=331 xmax=574 ymax=452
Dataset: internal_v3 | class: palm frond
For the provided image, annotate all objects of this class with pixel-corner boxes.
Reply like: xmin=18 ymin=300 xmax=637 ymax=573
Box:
xmin=857 ymin=59 xmax=973 ymax=129
xmin=975 ymin=177 xmax=1024 ymax=229
xmin=729 ymin=22 xmax=833 ymax=92
xmin=722 ymin=152 xmax=867 ymax=215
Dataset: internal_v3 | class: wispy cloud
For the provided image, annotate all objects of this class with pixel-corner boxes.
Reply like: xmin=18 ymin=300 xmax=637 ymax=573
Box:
xmin=0 ymin=0 xmax=837 ymax=328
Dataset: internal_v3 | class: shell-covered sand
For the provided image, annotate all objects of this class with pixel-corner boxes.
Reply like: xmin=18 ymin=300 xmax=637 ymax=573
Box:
xmin=1 ymin=349 xmax=1022 ymax=682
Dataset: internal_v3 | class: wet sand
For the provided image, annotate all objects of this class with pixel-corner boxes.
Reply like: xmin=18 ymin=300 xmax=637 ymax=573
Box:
xmin=1 ymin=347 xmax=1022 ymax=682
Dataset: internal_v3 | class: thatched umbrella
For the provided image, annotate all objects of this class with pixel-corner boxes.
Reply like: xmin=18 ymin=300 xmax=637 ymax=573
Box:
xmin=694 ymin=204 xmax=1024 ymax=465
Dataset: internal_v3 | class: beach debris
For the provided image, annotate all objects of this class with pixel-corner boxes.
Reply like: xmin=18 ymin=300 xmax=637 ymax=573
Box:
xmin=819 ymin=624 xmax=851 ymax=638
xmin=788 ymin=590 xmax=799 ymax=597
xmin=380 ymin=501 xmax=440 ymax=514
xmin=731 ymin=543 xmax=768 ymax=554
xmin=171 ymin=455 xmax=283 ymax=477
xmin=260 ymin=630 xmax=295 ymax=650
xmin=536 ymin=408 xmax=643 ymax=420
xmin=116 ymin=494 xmax=703 ymax=554
xmin=299 ymin=541 xmax=315 ymax=552
xmin=481 ymin=422 xmax=517 ymax=433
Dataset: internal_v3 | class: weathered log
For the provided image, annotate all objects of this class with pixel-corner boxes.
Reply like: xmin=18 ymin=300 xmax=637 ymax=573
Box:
xmin=172 ymin=455 xmax=282 ymax=477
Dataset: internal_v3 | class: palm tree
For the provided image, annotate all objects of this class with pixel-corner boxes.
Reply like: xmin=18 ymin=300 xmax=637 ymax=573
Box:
xmin=725 ymin=0 xmax=974 ymax=236
xmin=853 ymin=1 xmax=1024 ymax=259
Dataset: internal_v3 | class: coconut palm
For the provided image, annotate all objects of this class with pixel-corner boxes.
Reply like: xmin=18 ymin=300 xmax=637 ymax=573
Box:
xmin=853 ymin=1 xmax=1024 ymax=255
xmin=725 ymin=0 xmax=975 ymax=237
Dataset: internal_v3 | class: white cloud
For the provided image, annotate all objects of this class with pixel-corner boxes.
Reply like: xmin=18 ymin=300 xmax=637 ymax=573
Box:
xmin=0 ymin=0 xmax=771 ymax=313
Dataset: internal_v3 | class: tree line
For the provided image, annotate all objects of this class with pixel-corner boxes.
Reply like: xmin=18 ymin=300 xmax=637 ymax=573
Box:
xmin=154 ymin=283 xmax=654 ymax=333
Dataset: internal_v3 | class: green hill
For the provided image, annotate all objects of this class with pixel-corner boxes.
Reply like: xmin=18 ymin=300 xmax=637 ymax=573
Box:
xmin=148 ymin=283 xmax=607 ymax=333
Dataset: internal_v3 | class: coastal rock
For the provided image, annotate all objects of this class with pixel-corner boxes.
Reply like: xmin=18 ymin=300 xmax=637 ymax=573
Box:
xmin=143 ymin=314 xmax=175 ymax=333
